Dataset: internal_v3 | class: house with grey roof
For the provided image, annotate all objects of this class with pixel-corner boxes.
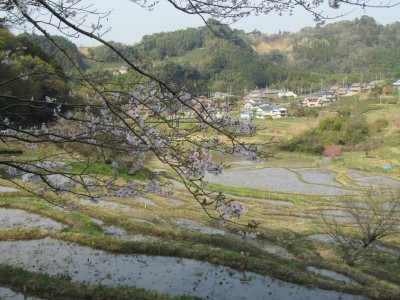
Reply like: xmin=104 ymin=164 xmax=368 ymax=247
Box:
xmin=240 ymin=110 xmax=254 ymax=120
xmin=303 ymin=90 xmax=336 ymax=107
xmin=256 ymin=104 xmax=287 ymax=119
xmin=303 ymin=94 xmax=326 ymax=107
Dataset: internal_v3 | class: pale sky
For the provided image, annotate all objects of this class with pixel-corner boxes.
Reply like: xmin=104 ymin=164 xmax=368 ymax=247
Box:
xmin=11 ymin=0 xmax=400 ymax=46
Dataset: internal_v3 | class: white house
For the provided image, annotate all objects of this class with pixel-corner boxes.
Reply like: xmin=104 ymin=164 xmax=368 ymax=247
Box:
xmin=392 ymin=79 xmax=400 ymax=87
xmin=113 ymin=66 xmax=128 ymax=75
xmin=244 ymin=99 xmax=264 ymax=110
xmin=256 ymin=104 xmax=287 ymax=119
xmin=240 ymin=111 xmax=254 ymax=119
xmin=278 ymin=91 xmax=297 ymax=98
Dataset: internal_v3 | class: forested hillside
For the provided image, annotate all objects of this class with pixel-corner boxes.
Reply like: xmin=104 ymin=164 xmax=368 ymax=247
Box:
xmin=82 ymin=20 xmax=314 ymax=93
xmin=0 ymin=27 xmax=75 ymax=126
xmin=77 ymin=16 xmax=400 ymax=94
xmin=249 ymin=16 xmax=400 ymax=75
xmin=18 ymin=33 xmax=86 ymax=71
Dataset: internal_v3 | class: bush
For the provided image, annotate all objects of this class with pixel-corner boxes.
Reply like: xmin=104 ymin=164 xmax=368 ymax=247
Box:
xmin=371 ymin=117 xmax=389 ymax=133
xmin=280 ymin=114 xmax=371 ymax=154
xmin=323 ymin=144 xmax=341 ymax=159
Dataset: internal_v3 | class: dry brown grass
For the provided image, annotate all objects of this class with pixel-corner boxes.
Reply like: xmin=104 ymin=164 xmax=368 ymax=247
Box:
xmin=252 ymin=39 xmax=293 ymax=54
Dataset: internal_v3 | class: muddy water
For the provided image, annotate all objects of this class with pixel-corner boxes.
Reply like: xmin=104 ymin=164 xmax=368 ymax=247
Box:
xmin=0 ymin=238 xmax=365 ymax=299
xmin=205 ymin=168 xmax=350 ymax=195
xmin=0 ymin=208 xmax=65 ymax=232
xmin=261 ymin=244 xmax=294 ymax=259
xmin=0 ymin=287 xmax=43 ymax=300
xmin=295 ymin=168 xmax=342 ymax=187
xmin=307 ymin=266 xmax=354 ymax=283
xmin=135 ymin=196 xmax=158 ymax=206
xmin=348 ymin=174 xmax=400 ymax=187
xmin=0 ymin=186 xmax=19 ymax=192
xmin=91 ymin=219 xmax=159 ymax=242
xmin=78 ymin=198 xmax=134 ymax=210
xmin=168 ymin=178 xmax=186 ymax=188
xmin=308 ymin=234 xmax=399 ymax=255
xmin=173 ymin=218 xmax=226 ymax=235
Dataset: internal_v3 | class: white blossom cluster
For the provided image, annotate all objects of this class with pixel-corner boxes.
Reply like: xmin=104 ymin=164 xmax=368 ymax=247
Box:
xmin=234 ymin=144 xmax=260 ymax=161
xmin=17 ymin=1 xmax=29 ymax=15
xmin=143 ymin=179 xmax=173 ymax=197
xmin=215 ymin=200 xmax=245 ymax=219
xmin=107 ymin=178 xmax=172 ymax=199
xmin=214 ymin=114 xmax=257 ymax=135
xmin=185 ymin=149 xmax=223 ymax=178
xmin=114 ymin=182 xmax=140 ymax=198
xmin=1 ymin=49 xmax=25 ymax=65
xmin=238 ymin=230 xmax=260 ymax=239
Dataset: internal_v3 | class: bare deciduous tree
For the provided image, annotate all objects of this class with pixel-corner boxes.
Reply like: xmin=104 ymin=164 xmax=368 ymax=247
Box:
xmin=317 ymin=187 xmax=400 ymax=265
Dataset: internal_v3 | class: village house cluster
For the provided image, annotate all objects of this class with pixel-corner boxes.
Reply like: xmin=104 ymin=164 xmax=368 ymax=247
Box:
xmin=240 ymin=89 xmax=290 ymax=120
xmin=239 ymin=79 xmax=399 ymax=119
xmin=302 ymin=80 xmax=394 ymax=107
xmin=120 ymin=78 xmax=399 ymax=121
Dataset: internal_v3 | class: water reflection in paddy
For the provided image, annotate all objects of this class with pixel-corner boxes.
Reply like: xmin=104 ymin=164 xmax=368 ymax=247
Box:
xmin=348 ymin=174 xmax=400 ymax=187
xmin=135 ymin=196 xmax=158 ymax=207
xmin=0 ymin=287 xmax=42 ymax=300
xmin=78 ymin=198 xmax=134 ymax=210
xmin=91 ymin=219 xmax=158 ymax=241
xmin=173 ymin=218 xmax=225 ymax=235
xmin=0 ymin=208 xmax=65 ymax=232
xmin=0 ymin=186 xmax=19 ymax=192
xmin=307 ymin=266 xmax=354 ymax=283
xmin=295 ymin=168 xmax=342 ymax=187
xmin=0 ymin=238 xmax=365 ymax=299
xmin=205 ymin=168 xmax=350 ymax=195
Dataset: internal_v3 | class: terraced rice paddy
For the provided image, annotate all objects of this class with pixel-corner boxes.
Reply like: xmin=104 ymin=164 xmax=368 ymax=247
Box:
xmin=0 ymin=163 xmax=399 ymax=299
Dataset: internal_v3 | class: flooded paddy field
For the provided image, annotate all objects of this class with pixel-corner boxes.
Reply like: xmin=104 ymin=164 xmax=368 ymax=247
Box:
xmin=294 ymin=168 xmax=343 ymax=187
xmin=0 ymin=237 xmax=366 ymax=300
xmin=348 ymin=173 xmax=400 ymax=187
xmin=0 ymin=287 xmax=42 ymax=300
xmin=173 ymin=218 xmax=226 ymax=235
xmin=0 ymin=186 xmax=19 ymax=192
xmin=204 ymin=168 xmax=351 ymax=195
xmin=205 ymin=167 xmax=400 ymax=195
xmin=0 ymin=208 xmax=65 ymax=232
xmin=306 ymin=266 xmax=354 ymax=284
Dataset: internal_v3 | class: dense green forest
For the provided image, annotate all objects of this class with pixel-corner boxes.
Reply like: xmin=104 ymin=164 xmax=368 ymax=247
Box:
xmin=290 ymin=16 xmax=400 ymax=74
xmin=18 ymin=33 xmax=86 ymax=71
xmin=0 ymin=27 xmax=76 ymax=126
